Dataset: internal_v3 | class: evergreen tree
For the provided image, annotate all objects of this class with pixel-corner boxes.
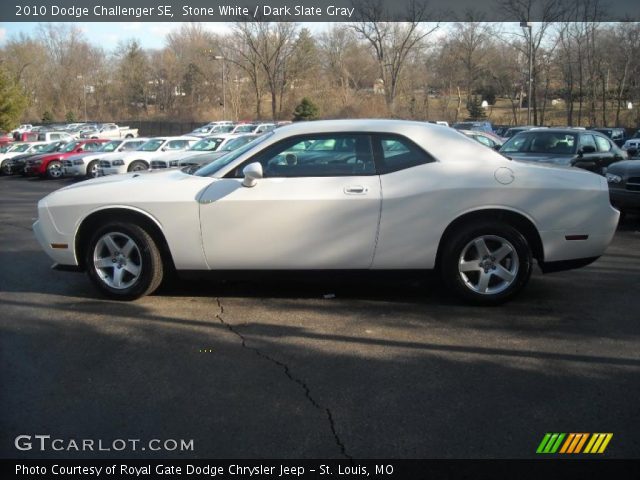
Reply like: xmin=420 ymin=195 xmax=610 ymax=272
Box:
xmin=466 ymin=96 xmax=486 ymax=120
xmin=293 ymin=97 xmax=319 ymax=121
xmin=0 ymin=67 xmax=28 ymax=131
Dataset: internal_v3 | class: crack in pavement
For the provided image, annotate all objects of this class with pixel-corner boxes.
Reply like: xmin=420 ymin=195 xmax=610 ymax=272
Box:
xmin=214 ymin=297 xmax=352 ymax=460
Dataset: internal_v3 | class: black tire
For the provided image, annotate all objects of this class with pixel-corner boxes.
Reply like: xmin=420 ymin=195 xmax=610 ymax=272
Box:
xmin=0 ymin=160 xmax=9 ymax=176
xmin=86 ymin=160 xmax=99 ymax=179
xmin=440 ymin=221 xmax=533 ymax=305
xmin=125 ymin=134 xmax=134 ymax=138
xmin=45 ymin=160 xmax=63 ymax=179
xmin=128 ymin=160 xmax=148 ymax=172
xmin=85 ymin=222 xmax=164 ymax=300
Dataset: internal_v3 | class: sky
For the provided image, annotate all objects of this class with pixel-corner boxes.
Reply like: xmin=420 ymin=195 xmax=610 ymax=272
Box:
xmin=0 ymin=22 xmax=335 ymax=50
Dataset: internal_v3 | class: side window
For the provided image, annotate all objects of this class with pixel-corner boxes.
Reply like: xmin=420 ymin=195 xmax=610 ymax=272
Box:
xmin=594 ymin=135 xmax=612 ymax=152
xmin=374 ymin=135 xmax=435 ymax=174
xmin=474 ymin=135 xmax=494 ymax=147
xmin=239 ymin=134 xmax=375 ymax=178
xmin=50 ymin=134 xmax=60 ymax=140
xmin=579 ymin=134 xmax=597 ymax=151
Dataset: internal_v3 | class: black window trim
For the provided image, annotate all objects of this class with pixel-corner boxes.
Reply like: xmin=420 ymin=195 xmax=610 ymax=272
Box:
xmin=225 ymin=131 xmax=438 ymax=179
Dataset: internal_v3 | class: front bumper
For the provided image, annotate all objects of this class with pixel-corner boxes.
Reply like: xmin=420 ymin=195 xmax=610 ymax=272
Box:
xmin=33 ymin=218 xmax=78 ymax=266
xmin=99 ymin=166 xmax=127 ymax=176
xmin=24 ymin=164 xmax=45 ymax=176
xmin=63 ymin=165 xmax=86 ymax=177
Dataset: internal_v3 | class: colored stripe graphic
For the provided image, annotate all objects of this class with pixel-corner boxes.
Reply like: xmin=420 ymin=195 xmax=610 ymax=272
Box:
xmin=536 ymin=433 xmax=565 ymax=454
xmin=538 ymin=433 xmax=613 ymax=454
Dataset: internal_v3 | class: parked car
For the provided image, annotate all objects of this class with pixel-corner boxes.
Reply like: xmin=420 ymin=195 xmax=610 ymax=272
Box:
xmin=34 ymin=120 xmax=618 ymax=304
xmin=460 ymin=130 xmax=504 ymax=149
xmin=230 ymin=123 xmax=276 ymax=135
xmin=5 ymin=141 xmax=69 ymax=175
xmin=0 ymin=131 xmax=14 ymax=147
xmin=80 ymin=123 xmax=138 ymax=139
xmin=452 ymin=121 xmax=493 ymax=133
xmin=63 ymin=138 xmax=148 ymax=179
xmin=606 ymin=161 xmax=640 ymax=216
xmin=11 ymin=124 xmax=33 ymax=138
xmin=98 ymin=136 xmax=199 ymax=175
xmin=37 ymin=131 xmax=75 ymax=143
xmin=621 ymin=131 xmax=640 ymax=156
xmin=503 ymin=126 xmax=540 ymax=138
xmin=24 ymin=139 xmax=109 ymax=178
xmin=149 ymin=134 xmax=243 ymax=169
xmin=177 ymin=134 xmax=262 ymax=168
xmin=593 ymin=128 xmax=627 ymax=147
xmin=499 ymin=128 xmax=627 ymax=174
xmin=187 ymin=124 xmax=235 ymax=137
xmin=0 ymin=142 xmax=48 ymax=174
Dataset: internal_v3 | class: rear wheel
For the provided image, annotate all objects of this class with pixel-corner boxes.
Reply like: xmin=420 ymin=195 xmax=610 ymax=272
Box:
xmin=86 ymin=160 xmax=99 ymax=179
xmin=46 ymin=160 xmax=63 ymax=179
xmin=440 ymin=221 xmax=533 ymax=305
xmin=0 ymin=160 xmax=9 ymax=175
xmin=128 ymin=160 xmax=148 ymax=172
xmin=85 ymin=222 xmax=163 ymax=300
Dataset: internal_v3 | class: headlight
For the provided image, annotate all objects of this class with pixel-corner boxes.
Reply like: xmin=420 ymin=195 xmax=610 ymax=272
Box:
xmin=606 ymin=173 xmax=622 ymax=184
xmin=169 ymin=160 xmax=178 ymax=167
xmin=32 ymin=160 xmax=42 ymax=166
xmin=112 ymin=160 xmax=124 ymax=166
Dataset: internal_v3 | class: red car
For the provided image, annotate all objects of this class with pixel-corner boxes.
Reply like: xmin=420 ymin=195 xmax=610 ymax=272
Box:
xmin=24 ymin=139 xmax=108 ymax=179
xmin=0 ymin=132 xmax=13 ymax=147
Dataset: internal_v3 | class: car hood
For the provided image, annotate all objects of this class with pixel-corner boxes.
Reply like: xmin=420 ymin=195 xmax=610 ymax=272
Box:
xmin=606 ymin=159 xmax=640 ymax=175
xmin=66 ymin=152 xmax=95 ymax=161
xmin=26 ymin=152 xmax=64 ymax=162
xmin=42 ymin=169 xmax=216 ymax=211
xmin=150 ymin=150 xmax=210 ymax=162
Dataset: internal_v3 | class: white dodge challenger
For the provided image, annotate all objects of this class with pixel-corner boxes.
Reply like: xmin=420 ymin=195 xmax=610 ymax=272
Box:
xmin=33 ymin=120 xmax=619 ymax=304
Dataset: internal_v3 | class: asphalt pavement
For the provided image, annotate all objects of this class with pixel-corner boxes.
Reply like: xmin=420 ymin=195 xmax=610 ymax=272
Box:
xmin=1 ymin=175 xmax=639 ymax=459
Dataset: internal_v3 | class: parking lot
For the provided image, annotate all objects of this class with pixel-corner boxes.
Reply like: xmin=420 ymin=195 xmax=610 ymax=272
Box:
xmin=1 ymin=175 xmax=639 ymax=459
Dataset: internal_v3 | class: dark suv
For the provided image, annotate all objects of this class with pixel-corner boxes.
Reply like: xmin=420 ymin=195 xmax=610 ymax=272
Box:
xmin=499 ymin=128 xmax=628 ymax=175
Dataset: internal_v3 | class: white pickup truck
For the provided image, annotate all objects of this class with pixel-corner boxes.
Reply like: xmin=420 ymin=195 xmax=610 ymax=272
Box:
xmin=80 ymin=123 xmax=138 ymax=139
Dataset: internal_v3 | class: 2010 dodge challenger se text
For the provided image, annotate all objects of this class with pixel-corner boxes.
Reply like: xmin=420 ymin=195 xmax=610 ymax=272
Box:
xmin=33 ymin=120 xmax=619 ymax=304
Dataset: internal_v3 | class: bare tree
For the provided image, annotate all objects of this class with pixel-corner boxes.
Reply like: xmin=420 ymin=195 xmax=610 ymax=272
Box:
xmin=351 ymin=0 xmax=439 ymax=115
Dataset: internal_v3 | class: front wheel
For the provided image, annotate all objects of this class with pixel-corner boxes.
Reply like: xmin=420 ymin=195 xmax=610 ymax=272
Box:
xmin=0 ymin=160 xmax=9 ymax=175
xmin=46 ymin=160 xmax=63 ymax=179
xmin=128 ymin=160 xmax=148 ymax=172
xmin=85 ymin=222 xmax=164 ymax=300
xmin=440 ymin=221 xmax=533 ymax=305
xmin=86 ymin=160 xmax=99 ymax=179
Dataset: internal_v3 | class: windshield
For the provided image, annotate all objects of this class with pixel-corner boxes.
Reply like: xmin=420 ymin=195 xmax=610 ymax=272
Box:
xmin=190 ymin=137 xmax=224 ymax=151
xmin=61 ymin=141 xmax=80 ymax=153
xmin=11 ymin=144 xmax=31 ymax=152
xmin=43 ymin=142 xmax=63 ymax=153
xmin=32 ymin=144 xmax=49 ymax=152
xmin=220 ymin=136 xmax=254 ymax=152
xmin=138 ymin=139 xmax=165 ymax=151
xmin=192 ymin=127 xmax=211 ymax=134
xmin=99 ymin=140 xmax=122 ymax=152
xmin=234 ymin=125 xmax=255 ymax=133
xmin=194 ymin=132 xmax=273 ymax=177
xmin=500 ymin=132 xmax=577 ymax=155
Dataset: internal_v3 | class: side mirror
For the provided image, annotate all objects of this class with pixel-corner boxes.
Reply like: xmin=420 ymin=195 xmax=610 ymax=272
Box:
xmin=76 ymin=147 xmax=84 ymax=152
xmin=242 ymin=162 xmax=263 ymax=188
xmin=493 ymin=144 xmax=502 ymax=151
xmin=579 ymin=145 xmax=596 ymax=155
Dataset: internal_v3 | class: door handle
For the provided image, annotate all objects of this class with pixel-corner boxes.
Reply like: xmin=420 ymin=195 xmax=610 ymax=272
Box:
xmin=344 ymin=185 xmax=368 ymax=195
